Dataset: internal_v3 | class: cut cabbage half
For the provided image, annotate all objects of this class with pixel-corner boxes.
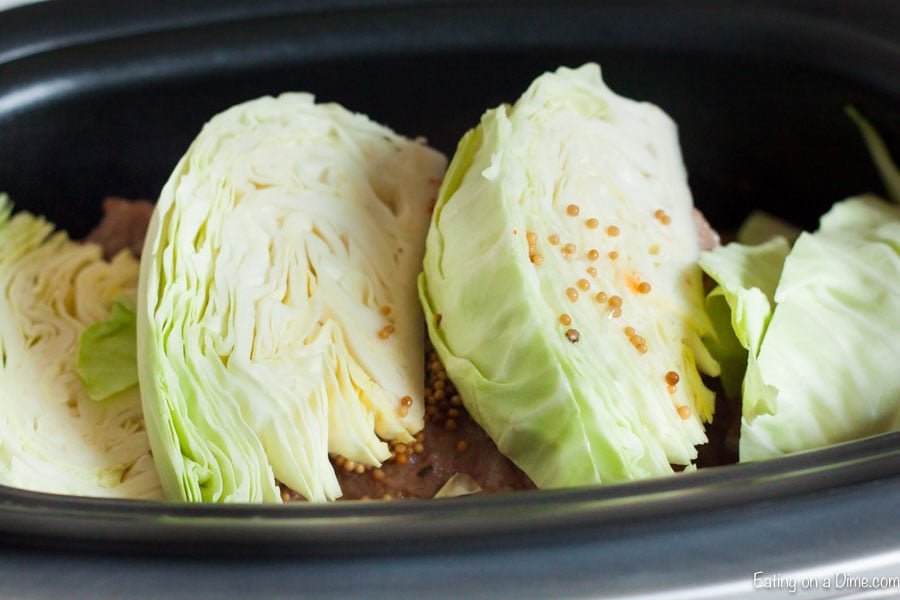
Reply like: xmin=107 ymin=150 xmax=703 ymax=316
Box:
xmin=137 ymin=93 xmax=446 ymax=503
xmin=0 ymin=195 xmax=162 ymax=499
xmin=419 ymin=64 xmax=718 ymax=488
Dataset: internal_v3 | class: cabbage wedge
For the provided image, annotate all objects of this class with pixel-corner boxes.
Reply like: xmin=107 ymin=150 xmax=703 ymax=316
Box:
xmin=419 ymin=64 xmax=718 ymax=488
xmin=0 ymin=195 xmax=162 ymax=498
xmin=138 ymin=93 xmax=446 ymax=502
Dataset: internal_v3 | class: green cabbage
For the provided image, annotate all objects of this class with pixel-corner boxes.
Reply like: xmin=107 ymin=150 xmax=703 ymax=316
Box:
xmin=0 ymin=194 xmax=162 ymax=498
xmin=419 ymin=64 xmax=718 ymax=488
xmin=700 ymin=196 xmax=900 ymax=461
xmin=137 ymin=93 xmax=446 ymax=502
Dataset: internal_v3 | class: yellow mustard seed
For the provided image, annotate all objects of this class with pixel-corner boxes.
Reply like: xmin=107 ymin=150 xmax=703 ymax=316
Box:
xmin=654 ymin=209 xmax=672 ymax=225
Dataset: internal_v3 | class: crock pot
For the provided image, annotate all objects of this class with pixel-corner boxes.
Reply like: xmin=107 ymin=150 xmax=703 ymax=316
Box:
xmin=0 ymin=2 xmax=897 ymax=598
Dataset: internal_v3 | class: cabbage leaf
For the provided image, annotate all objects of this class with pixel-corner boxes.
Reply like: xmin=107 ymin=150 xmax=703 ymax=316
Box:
xmin=846 ymin=106 xmax=900 ymax=204
xmin=77 ymin=296 xmax=139 ymax=402
xmin=137 ymin=93 xmax=446 ymax=502
xmin=700 ymin=196 xmax=900 ymax=461
xmin=419 ymin=64 xmax=718 ymax=488
xmin=736 ymin=211 xmax=801 ymax=246
xmin=698 ymin=238 xmax=790 ymax=407
xmin=433 ymin=473 xmax=482 ymax=498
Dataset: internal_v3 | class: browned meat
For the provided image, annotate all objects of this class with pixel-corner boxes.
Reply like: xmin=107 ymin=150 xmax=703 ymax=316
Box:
xmin=333 ymin=410 xmax=535 ymax=501
xmin=693 ymin=207 xmax=721 ymax=251
xmin=695 ymin=380 xmax=741 ymax=469
xmin=85 ymin=196 xmax=154 ymax=259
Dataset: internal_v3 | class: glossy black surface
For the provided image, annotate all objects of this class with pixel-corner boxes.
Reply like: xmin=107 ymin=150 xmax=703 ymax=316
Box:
xmin=0 ymin=1 xmax=897 ymax=597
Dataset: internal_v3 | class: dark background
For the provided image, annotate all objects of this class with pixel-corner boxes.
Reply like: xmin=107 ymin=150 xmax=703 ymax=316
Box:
xmin=0 ymin=1 xmax=898 ymax=237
